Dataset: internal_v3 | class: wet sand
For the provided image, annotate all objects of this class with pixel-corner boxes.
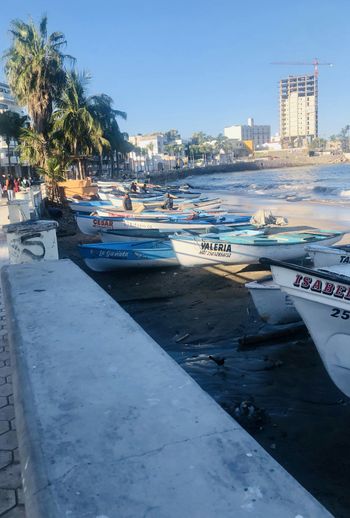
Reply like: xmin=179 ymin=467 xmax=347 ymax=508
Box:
xmin=58 ymin=197 xmax=350 ymax=518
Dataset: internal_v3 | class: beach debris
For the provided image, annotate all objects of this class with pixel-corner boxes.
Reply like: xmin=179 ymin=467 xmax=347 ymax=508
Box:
xmin=233 ymin=399 xmax=267 ymax=430
xmin=238 ymin=322 xmax=307 ymax=348
xmin=175 ymin=333 xmax=190 ymax=343
xmin=208 ymin=355 xmax=225 ymax=366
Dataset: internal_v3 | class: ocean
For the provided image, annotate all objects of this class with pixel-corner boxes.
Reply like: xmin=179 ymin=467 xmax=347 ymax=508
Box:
xmin=177 ymin=163 xmax=350 ymax=232
xmin=178 ymin=163 xmax=350 ymax=203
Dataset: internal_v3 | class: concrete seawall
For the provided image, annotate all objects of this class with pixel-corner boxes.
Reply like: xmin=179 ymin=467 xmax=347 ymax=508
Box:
xmin=2 ymin=260 xmax=332 ymax=517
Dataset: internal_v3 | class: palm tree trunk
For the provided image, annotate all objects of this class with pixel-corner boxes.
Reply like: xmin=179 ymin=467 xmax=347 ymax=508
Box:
xmin=116 ymin=152 xmax=120 ymax=178
xmin=111 ymin=152 xmax=115 ymax=178
xmin=99 ymin=154 xmax=103 ymax=176
xmin=77 ymin=160 xmax=83 ymax=180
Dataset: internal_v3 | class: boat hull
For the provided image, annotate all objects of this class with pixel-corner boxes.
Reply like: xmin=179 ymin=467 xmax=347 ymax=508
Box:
xmin=69 ymin=202 xmax=112 ymax=214
xmin=246 ymin=278 xmax=300 ymax=324
xmin=270 ymin=262 xmax=350 ymax=396
xmin=306 ymin=244 xmax=350 ymax=268
xmin=79 ymin=241 xmax=178 ymax=271
xmin=171 ymin=234 xmax=342 ymax=267
xmin=100 ymin=229 xmax=169 ymax=243
xmin=76 ymin=214 xmax=129 ymax=235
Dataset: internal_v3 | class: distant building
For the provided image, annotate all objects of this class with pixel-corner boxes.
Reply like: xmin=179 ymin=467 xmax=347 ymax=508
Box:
xmin=0 ymin=82 xmax=25 ymax=171
xmin=279 ymin=75 xmax=318 ymax=147
xmin=224 ymin=118 xmax=271 ymax=148
xmin=129 ymin=133 xmax=164 ymax=155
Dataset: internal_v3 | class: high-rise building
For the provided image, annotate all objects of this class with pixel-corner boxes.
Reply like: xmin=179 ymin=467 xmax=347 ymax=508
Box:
xmin=224 ymin=118 xmax=271 ymax=148
xmin=279 ymin=75 xmax=318 ymax=147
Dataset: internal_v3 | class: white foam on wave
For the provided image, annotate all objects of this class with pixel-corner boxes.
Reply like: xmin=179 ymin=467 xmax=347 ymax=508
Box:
xmin=340 ymin=190 xmax=350 ymax=197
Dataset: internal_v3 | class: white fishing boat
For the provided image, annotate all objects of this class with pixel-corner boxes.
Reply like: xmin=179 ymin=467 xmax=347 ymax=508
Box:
xmin=246 ymin=277 xmax=300 ymax=324
xmin=170 ymin=230 xmax=344 ymax=267
xmin=306 ymin=244 xmax=350 ymax=268
xmin=100 ymin=228 xmax=170 ymax=242
xmin=99 ymin=222 xmax=256 ymax=243
xmin=96 ymin=197 xmax=222 ymax=214
xmin=108 ymin=194 xmax=178 ymax=209
xmin=76 ymin=214 xmax=130 ymax=235
xmin=79 ymin=240 xmax=178 ymax=271
xmin=123 ymin=214 xmax=250 ymax=232
xmin=268 ymin=259 xmax=350 ymax=397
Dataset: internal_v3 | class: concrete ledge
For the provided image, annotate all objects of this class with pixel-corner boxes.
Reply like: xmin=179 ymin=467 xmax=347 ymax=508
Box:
xmin=2 ymin=260 xmax=331 ymax=517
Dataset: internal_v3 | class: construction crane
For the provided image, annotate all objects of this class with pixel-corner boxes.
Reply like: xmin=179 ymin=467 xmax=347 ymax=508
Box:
xmin=271 ymin=58 xmax=333 ymax=78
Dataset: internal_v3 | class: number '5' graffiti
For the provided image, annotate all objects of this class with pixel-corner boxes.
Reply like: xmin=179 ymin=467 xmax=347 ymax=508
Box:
xmin=331 ymin=308 xmax=350 ymax=319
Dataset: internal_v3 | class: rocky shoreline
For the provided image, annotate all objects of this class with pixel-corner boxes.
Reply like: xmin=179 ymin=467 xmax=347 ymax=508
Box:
xmin=146 ymin=153 xmax=345 ymax=184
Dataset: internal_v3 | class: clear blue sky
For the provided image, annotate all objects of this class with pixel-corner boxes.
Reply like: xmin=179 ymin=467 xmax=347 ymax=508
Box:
xmin=0 ymin=0 xmax=348 ymax=138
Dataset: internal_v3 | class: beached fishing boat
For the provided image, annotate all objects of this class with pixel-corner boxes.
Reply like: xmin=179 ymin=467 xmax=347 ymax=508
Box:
xmin=100 ymin=228 xmax=170 ymax=242
xmin=99 ymin=223 xmax=256 ymax=243
xmin=69 ymin=200 xmax=112 ymax=214
xmin=96 ymin=204 xmax=226 ymax=219
xmin=123 ymin=214 xmax=250 ymax=232
xmin=246 ymin=277 xmax=300 ymax=324
xmin=108 ymin=194 xmax=174 ymax=209
xmin=76 ymin=214 xmax=130 ymax=235
xmin=79 ymin=240 xmax=178 ymax=271
xmin=170 ymin=230 xmax=344 ymax=267
xmin=268 ymin=259 xmax=350 ymax=397
xmin=306 ymin=244 xmax=350 ymax=268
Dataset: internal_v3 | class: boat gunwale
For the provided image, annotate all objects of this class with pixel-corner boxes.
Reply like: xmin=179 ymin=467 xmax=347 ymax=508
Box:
xmin=171 ymin=231 xmax=343 ymax=247
xmin=261 ymin=257 xmax=350 ymax=286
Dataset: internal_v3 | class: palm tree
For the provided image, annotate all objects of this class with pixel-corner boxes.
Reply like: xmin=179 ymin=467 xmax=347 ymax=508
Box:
xmin=0 ymin=110 xmax=27 ymax=174
xmin=4 ymin=15 xmax=73 ymax=166
xmin=53 ymin=71 xmax=109 ymax=179
xmin=88 ymin=94 xmax=127 ymax=176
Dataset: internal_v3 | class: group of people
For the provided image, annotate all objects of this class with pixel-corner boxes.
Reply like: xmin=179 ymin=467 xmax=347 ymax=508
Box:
xmin=0 ymin=176 xmax=31 ymax=201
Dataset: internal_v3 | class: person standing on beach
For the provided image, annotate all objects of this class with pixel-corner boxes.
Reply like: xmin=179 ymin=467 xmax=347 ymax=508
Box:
xmin=14 ymin=178 xmax=20 ymax=193
xmin=6 ymin=177 xmax=14 ymax=201
xmin=123 ymin=193 xmax=133 ymax=211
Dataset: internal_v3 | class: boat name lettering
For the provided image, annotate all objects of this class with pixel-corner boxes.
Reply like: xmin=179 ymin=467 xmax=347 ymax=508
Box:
xmin=93 ymin=218 xmax=113 ymax=228
xmin=340 ymin=256 xmax=350 ymax=264
xmin=97 ymin=250 xmax=128 ymax=258
xmin=293 ymin=274 xmax=350 ymax=299
xmin=200 ymin=242 xmax=232 ymax=253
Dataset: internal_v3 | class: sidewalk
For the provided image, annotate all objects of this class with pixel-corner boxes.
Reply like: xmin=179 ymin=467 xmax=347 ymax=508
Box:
xmin=0 ymin=256 xmax=25 ymax=516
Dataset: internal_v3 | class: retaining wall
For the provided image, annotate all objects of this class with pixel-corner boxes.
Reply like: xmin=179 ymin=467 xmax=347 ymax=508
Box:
xmin=2 ymin=259 xmax=332 ymax=517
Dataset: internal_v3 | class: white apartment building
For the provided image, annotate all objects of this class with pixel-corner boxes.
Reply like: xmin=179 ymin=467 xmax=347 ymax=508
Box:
xmin=129 ymin=133 xmax=164 ymax=155
xmin=279 ymin=75 xmax=317 ymax=147
xmin=224 ymin=118 xmax=271 ymax=148
xmin=0 ymin=82 xmax=25 ymax=170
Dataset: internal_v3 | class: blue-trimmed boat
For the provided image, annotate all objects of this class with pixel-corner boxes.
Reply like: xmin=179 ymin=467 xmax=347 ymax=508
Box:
xmin=69 ymin=200 xmax=112 ymax=214
xmin=79 ymin=241 xmax=178 ymax=271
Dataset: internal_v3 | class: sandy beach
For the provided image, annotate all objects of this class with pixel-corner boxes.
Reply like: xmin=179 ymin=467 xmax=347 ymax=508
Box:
xmin=58 ymin=192 xmax=350 ymax=518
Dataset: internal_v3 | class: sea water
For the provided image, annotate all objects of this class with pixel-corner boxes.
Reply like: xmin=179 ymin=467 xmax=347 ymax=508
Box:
xmin=179 ymin=163 xmax=350 ymax=203
xmin=177 ymin=163 xmax=350 ymax=231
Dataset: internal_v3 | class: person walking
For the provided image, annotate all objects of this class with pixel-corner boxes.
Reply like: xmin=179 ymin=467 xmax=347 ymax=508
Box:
xmin=6 ymin=177 xmax=15 ymax=201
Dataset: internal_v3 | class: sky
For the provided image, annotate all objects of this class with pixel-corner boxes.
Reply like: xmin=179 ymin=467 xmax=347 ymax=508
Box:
xmin=0 ymin=0 xmax=348 ymax=139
